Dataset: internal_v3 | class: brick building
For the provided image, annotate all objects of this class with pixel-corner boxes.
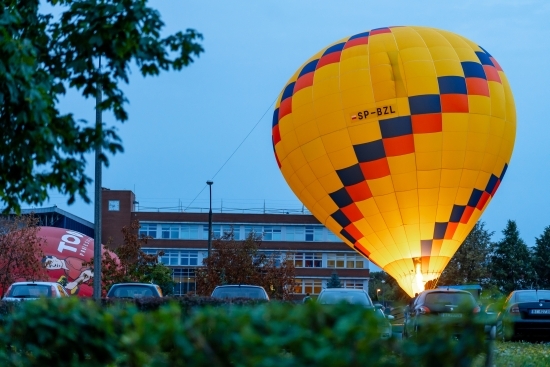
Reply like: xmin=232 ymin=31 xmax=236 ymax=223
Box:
xmin=101 ymin=189 xmax=371 ymax=297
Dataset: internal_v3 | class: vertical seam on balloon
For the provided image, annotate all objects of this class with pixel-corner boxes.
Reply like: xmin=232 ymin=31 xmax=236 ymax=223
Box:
xmin=434 ymin=28 xmax=478 ymax=244
xmin=361 ymin=29 xmax=396 ymax=256
xmin=380 ymin=27 xmax=413 ymax=267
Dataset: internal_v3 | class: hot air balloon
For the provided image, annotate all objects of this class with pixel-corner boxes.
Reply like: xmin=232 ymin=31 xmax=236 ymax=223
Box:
xmin=38 ymin=227 xmax=117 ymax=297
xmin=272 ymin=26 xmax=515 ymax=297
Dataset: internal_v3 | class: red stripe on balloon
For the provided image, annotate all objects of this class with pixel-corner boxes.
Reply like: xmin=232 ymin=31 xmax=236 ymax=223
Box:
xmin=483 ymin=65 xmax=501 ymax=83
xmin=383 ymin=135 xmax=415 ymax=157
xmin=272 ymin=125 xmax=281 ymax=145
xmin=476 ymin=191 xmax=491 ymax=210
xmin=360 ymin=158 xmax=390 ymax=180
xmin=316 ymin=52 xmax=341 ymax=69
xmin=411 ymin=113 xmax=442 ymax=134
xmin=343 ymin=37 xmax=369 ymax=49
xmin=466 ymin=78 xmax=490 ymax=97
xmin=440 ymin=94 xmax=469 ymax=113
xmin=460 ymin=206 xmax=475 ymax=224
xmin=294 ymin=73 xmax=314 ymax=93
xmin=445 ymin=222 xmax=458 ymax=239
xmin=278 ymin=98 xmax=292 ymax=120
xmin=346 ymin=181 xmax=372 ymax=202
xmin=341 ymin=203 xmax=363 ymax=223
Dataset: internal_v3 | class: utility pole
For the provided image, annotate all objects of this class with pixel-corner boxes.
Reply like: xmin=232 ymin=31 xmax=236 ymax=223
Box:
xmin=93 ymin=57 xmax=102 ymax=302
xmin=207 ymin=180 xmax=213 ymax=259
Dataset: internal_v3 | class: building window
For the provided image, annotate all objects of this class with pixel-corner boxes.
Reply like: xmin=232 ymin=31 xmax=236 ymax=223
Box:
xmin=172 ymin=268 xmax=196 ymax=295
xmin=181 ymin=225 xmax=200 ymax=240
xmin=157 ymin=250 xmax=199 ymax=266
xmin=305 ymin=226 xmax=323 ymax=241
xmin=263 ymin=226 xmax=282 ymax=241
xmin=161 ymin=224 xmax=180 ymax=239
xmin=294 ymin=278 xmax=323 ymax=294
xmin=293 ymin=252 xmax=322 ymax=268
xmin=327 ymin=253 xmax=365 ymax=269
xmin=244 ymin=225 xmax=263 ymax=239
xmin=139 ymin=223 xmax=157 ymax=238
xmin=342 ymin=279 xmax=364 ymax=289
xmin=180 ymin=251 xmax=198 ymax=266
xmin=286 ymin=226 xmax=304 ymax=241
xmin=326 ymin=231 xmax=339 ymax=242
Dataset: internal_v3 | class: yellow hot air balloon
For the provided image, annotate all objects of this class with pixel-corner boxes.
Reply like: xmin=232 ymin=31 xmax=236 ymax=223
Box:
xmin=272 ymin=26 xmax=515 ymax=297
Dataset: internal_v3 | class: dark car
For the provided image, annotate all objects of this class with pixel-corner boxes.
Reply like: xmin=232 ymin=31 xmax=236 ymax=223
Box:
xmin=317 ymin=288 xmax=392 ymax=339
xmin=491 ymin=289 xmax=550 ymax=341
xmin=403 ymin=289 xmax=481 ymax=338
xmin=211 ymin=285 xmax=269 ymax=300
xmin=106 ymin=283 xmax=163 ymax=299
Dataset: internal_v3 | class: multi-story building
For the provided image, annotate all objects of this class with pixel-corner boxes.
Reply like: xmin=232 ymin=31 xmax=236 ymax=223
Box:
xmin=101 ymin=189 xmax=370 ymax=298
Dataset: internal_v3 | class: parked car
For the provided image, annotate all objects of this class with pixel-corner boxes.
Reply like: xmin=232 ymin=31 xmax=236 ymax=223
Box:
xmin=403 ymin=288 xmax=481 ymax=339
xmin=106 ymin=283 xmax=163 ymax=299
xmin=489 ymin=289 xmax=550 ymax=341
xmin=210 ymin=285 xmax=269 ymax=300
xmin=2 ymin=281 xmax=69 ymax=301
xmin=317 ymin=288 xmax=392 ymax=339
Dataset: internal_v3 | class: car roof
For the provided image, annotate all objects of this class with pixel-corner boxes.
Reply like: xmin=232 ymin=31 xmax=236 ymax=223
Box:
xmin=421 ymin=289 xmax=472 ymax=294
xmin=320 ymin=288 xmax=365 ymax=292
xmin=213 ymin=285 xmax=264 ymax=288
xmin=111 ymin=283 xmax=158 ymax=286
xmin=10 ymin=282 xmax=60 ymax=286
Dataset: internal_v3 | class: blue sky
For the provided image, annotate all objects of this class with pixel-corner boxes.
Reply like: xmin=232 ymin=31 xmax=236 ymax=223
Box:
xmin=42 ymin=1 xmax=550 ymax=247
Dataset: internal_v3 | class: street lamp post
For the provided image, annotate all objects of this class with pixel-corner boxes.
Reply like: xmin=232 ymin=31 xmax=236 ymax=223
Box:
xmin=93 ymin=57 xmax=102 ymax=302
xmin=206 ymin=181 xmax=213 ymax=259
xmin=376 ymin=288 xmax=381 ymax=301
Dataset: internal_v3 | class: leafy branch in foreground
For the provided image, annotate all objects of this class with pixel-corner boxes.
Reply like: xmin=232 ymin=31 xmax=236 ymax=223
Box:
xmin=0 ymin=0 xmax=203 ymax=212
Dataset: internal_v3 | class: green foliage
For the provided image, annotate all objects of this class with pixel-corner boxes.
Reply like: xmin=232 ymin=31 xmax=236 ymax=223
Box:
xmin=196 ymin=232 xmax=295 ymax=300
xmin=86 ymin=220 xmax=174 ymax=296
xmin=0 ymin=0 xmax=203 ymax=212
xmin=488 ymin=220 xmax=535 ymax=293
xmin=368 ymin=271 xmax=409 ymax=304
xmin=0 ymin=297 xmax=491 ymax=366
xmin=326 ymin=270 xmax=341 ymax=288
xmin=531 ymin=225 xmax=550 ymax=288
xmin=439 ymin=222 xmax=493 ymax=286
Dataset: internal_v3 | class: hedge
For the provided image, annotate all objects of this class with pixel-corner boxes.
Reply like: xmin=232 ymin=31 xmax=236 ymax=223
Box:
xmin=0 ymin=298 xmax=489 ymax=366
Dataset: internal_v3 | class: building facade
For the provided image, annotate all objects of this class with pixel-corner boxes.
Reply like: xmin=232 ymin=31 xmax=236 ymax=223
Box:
xmin=101 ymin=189 xmax=370 ymax=298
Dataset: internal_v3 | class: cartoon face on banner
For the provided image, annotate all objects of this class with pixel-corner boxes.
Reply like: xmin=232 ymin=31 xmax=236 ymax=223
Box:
xmin=272 ymin=26 xmax=516 ymax=297
xmin=39 ymin=227 xmax=113 ymax=297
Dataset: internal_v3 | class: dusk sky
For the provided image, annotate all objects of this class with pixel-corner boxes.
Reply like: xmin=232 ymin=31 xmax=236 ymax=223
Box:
xmin=41 ymin=1 xmax=550 ymax=253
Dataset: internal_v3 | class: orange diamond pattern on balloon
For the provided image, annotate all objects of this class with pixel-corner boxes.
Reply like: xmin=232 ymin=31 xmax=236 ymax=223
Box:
xmin=272 ymin=26 xmax=515 ymax=297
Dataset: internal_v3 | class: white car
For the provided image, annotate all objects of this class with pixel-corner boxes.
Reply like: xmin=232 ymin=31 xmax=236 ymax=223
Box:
xmin=2 ymin=281 xmax=69 ymax=301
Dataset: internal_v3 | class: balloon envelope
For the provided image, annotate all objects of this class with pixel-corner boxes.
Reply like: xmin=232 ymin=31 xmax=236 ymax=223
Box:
xmin=272 ymin=26 xmax=515 ymax=297
xmin=39 ymin=226 xmax=114 ymax=297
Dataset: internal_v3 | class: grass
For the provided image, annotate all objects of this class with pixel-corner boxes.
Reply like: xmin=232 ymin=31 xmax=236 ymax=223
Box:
xmin=491 ymin=341 xmax=550 ymax=367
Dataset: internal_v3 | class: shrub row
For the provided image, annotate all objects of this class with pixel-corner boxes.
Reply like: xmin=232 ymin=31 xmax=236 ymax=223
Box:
xmin=0 ymin=298 xmax=489 ymax=366
xmin=0 ymin=296 xmax=267 ymax=319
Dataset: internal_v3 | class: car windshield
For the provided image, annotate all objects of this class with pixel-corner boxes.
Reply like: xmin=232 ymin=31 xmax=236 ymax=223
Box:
xmin=110 ymin=285 xmax=155 ymax=298
xmin=425 ymin=292 xmax=474 ymax=307
xmin=317 ymin=291 xmax=373 ymax=306
xmin=7 ymin=284 xmax=52 ymax=298
xmin=211 ymin=287 xmax=266 ymax=299
xmin=516 ymin=291 xmax=550 ymax=302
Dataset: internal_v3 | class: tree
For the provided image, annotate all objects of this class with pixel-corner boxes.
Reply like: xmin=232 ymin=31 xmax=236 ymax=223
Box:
xmin=0 ymin=1 xmax=203 ymax=212
xmin=0 ymin=215 xmax=48 ymax=297
xmin=439 ymin=222 xmax=493 ymax=286
xmin=326 ymin=270 xmax=341 ymax=288
xmin=196 ymin=232 xmax=295 ymax=300
xmin=368 ymin=271 xmax=410 ymax=304
xmin=531 ymin=225 xmax=550 ymax=288
xmin=86 ymin=220 xmax=173 ymax=296
xmin=488 ymin=220 xmax=535 ymax=294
